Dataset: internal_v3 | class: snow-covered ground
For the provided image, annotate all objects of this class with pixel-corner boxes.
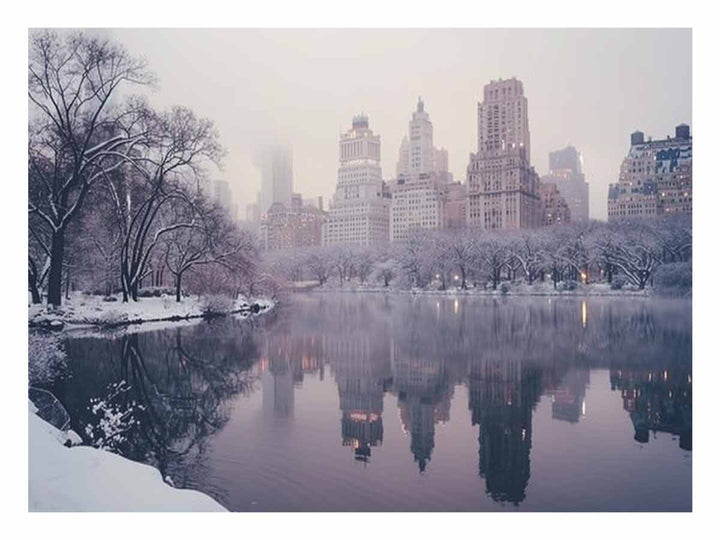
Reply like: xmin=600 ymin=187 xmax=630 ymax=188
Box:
xmin=29 ymin=404 xmax=227 ymax=512
xmin=28 ymin=293 xmax=275 ymax=330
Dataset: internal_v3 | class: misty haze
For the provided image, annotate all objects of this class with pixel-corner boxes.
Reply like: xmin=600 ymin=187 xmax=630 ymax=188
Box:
xmin=28 ymin=27 xmax=692 ymax=513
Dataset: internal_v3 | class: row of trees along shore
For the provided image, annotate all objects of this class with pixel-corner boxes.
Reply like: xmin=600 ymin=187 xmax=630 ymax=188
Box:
xmin=28 ymin=31 xmax=259 ymax=306
xmin=264 ymin=215 xmax=692 ymax=292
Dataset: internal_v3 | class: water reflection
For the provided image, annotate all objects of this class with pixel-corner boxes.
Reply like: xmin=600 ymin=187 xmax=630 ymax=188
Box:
xmin=51 ymin=295 xmax=691 ymax=511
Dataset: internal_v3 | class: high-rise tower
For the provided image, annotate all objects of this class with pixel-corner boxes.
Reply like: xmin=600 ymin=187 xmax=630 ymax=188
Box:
xmin=323 ymin=114 xmax=390 ymax=246
xmin=257 ymin=144 xmax=294 ymax=218
xmin=467 ymin=78 xmax=541 ymax=230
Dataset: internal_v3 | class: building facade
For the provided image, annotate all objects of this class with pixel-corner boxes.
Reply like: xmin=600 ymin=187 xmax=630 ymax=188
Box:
xmin=261 ymin=197 xmax=325 ymax=251
xmin=541 ymin=146 xmax=589 ymax=222
xmin=390 ymin=99 xmax=454 ymax=242
xmin=608 ymin=124 xmax=692 ymax=221
xmin=466 ymin=78 xmax=542 ymax=230
xmin=323 ymin=115 xmax=391 ymax=246
xmin=539 ymin=182 xmax=571 ymax=226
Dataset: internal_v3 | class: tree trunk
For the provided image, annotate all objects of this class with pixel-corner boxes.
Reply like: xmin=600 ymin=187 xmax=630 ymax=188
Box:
xmin=29 ymin=270 xmax=42 ymax=304
xmin=65 ymin=266 xmax=71 ymax=300
xmin=47 ymin=229 xmax=65 ymax=307
xmin=175 ymin=274 xmax=182 ymax=302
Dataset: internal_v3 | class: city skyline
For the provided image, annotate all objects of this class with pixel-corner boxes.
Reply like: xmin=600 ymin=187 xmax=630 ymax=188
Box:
xmin=105 ymin=28 xmax=692 ymax=221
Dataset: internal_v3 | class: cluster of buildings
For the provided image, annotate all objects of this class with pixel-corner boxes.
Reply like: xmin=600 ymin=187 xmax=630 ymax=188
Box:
xmin=607 ymin=124 xmax=692 ymax=220
xmin=243 ymin=76 xmax=691 ymax=251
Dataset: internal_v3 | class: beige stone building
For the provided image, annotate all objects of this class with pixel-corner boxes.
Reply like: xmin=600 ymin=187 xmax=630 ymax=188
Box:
xmin=467 ymin=78 xmax=542 ymax=230
xmin=323 ymin=115 xmax=391 ymax=246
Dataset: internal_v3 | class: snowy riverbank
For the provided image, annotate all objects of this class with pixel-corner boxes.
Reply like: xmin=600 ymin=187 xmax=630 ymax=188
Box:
xmin=28 ymin=404 xmax=227 ymax=511
xmin=28 ymin=293 xmax=275 ymax=331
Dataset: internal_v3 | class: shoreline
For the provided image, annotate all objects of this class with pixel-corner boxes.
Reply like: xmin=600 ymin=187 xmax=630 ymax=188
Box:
xmin=28 ymin=405 xmax=228 ymax=512
xmin=294 ymin=285 xmax=689 ymax=298
xmin=28 ymin=295 xmax=276 ymax=333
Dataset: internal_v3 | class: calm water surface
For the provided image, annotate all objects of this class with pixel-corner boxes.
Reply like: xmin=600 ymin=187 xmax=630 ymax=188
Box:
xmin=48 ymin=294 xmax=692 ymax=511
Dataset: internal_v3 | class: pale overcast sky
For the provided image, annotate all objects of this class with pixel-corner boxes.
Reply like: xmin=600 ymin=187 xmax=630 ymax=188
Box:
xmin=107 ymin=28 xmax=691 ymax=220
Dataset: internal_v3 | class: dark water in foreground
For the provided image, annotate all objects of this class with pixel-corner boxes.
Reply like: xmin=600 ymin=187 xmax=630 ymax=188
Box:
xmin=48 ymin=294 xmax=691 ymax=511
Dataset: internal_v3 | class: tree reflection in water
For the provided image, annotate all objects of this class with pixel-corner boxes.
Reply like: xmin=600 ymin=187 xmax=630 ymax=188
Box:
xmin=56 ymin=317 xmax=260 ymax=491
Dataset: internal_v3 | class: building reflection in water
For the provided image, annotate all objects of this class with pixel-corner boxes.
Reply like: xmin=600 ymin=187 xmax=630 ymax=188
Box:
xmin=392 ymin=337 xmax=452 ymax=472
xmin=331 ymin=333 xmax=391 ymax=462
xmin=550 ymin=368 xmax=590 ymax=423
xmin=610 ymin=366 xmax=692 ymax=450
xmin=260 ymin=335 xmax=325 ymax=419
xmin=251 ymin=294 xmax=691 ymax=504
xmin=468 ymin=355 xmax=542 ymax=505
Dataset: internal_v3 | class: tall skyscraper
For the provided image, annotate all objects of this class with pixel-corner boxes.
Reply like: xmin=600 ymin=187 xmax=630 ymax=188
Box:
xmin=212 ymin=180 xmax=238 ymax=220
xmin=608 ymin=124 xmax=692 ymax=221
xmin=467 ymin=78 xmax=542 ymax=230
xmin=323 ymin=114 xmax=390 ymax=246
xmin=257 ymin=144 xmax=294 ymax=218
xmin=390 ymin=98 xmax=453 ymax=242
xmin=542 ymin=146 xmax=590 ymax=222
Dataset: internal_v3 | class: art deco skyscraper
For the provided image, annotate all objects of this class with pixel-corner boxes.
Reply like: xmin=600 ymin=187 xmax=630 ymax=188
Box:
xmin=467 ymin=78 xmax=542 ymax=230
xmin=390 ymin=98 xmax=452 ymax=242
xmin=323 ymin=114 xmax=390 ymax=246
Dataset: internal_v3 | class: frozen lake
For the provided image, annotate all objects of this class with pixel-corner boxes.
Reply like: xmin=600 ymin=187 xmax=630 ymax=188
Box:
xmin=48 ymin=293 xmax=692 ymax=511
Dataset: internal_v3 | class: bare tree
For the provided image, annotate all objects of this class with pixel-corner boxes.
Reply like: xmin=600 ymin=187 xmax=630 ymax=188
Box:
xmin=28 ymin=30 xmax=154 ymax=306
xmin=106 ymin=106 xmax=223 ymax=301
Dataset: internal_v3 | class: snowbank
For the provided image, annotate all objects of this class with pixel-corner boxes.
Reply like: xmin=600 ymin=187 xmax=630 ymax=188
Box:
xmin=29 ymin=410 xmax=227 ymax=512
xmin=28 ymin=294 xmax=275 ymax=331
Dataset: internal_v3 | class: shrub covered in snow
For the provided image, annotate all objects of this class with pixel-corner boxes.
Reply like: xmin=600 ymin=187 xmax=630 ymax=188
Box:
xmin=137 ymin=286 xmax=176 ymax=298
xmin=84 ymin=381 xmax=144 ymax=452
xmin=611 ymin=277 xmax=626 ymax=290
xmin=28 ymin=333 xmax=67 ymax=386
xmin=92 ymin=309 xmax=129 ymax=326
xmin=500 ymin=282 xmax=511 ymax=295
xmin=654 ymin=262 xmax=692 ymax=295
xmin=200 ymin=294 xmax=234 ymax=316
xmin=560 ymin=280 xmax=578 ymax=291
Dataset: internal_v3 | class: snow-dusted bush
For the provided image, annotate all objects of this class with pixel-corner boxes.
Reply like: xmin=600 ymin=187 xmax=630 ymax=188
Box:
xmin=200 ymin=294 xmax=234 ymax=315
xmin=654 ymin=262 xmax=692 ymax=295
xmin=500 ymin=282 xmax=511 ymax=295
xmin=560 ymin=280 xmax=578 ymax=291
xmin=93 ymin=309 xmax=129 ymax=326
xmin=137 ymin=286 xmax=176 ymax=298
xmin=28 ymin=333 xmax=67 ymax=386
xmin=611 ymin=277 xmax=626 ymax=290
xmin=84 ymin=381 xmax=144 ymax=452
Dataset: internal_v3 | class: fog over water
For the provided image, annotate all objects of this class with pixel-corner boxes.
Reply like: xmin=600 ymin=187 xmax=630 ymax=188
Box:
xmin=105 ymin=28 xmax=691 ymax=220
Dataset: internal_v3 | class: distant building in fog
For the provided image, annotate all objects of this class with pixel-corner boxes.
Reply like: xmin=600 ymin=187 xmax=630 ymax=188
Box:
xmin=246 ymin=201 xmax=260 ymax=223
xmin=257 ymin=144 xmax=294 ymax=218
xmin=539 ymin=182 xmax=571 ymax=226
xmin=608 ymin=124 xmax=692 ymax=221
xmin=467 ymin=78 xmax=542 ymax=230
xmin=213 ymin=180 xmax=238 ymax=219
xmin=541 ymin=146 xmax=589 ymax=222
xmin=323 ymin=114 xmax=390 ymax=246
xmin=261 ymin=196 xmax=325 ymax=251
